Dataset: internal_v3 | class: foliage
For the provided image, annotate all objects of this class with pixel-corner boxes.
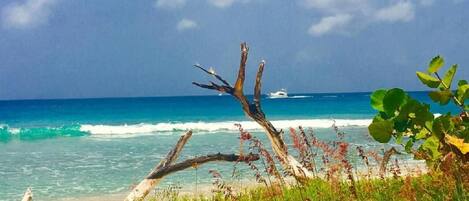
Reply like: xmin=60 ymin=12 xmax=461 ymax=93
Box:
xmin=150 ymin=171 xmax=469 ymax=201
xmin=148 ymin=121 xmax=469 ymax=201
xmin=368 ymin=55 xmax=469 ymax=167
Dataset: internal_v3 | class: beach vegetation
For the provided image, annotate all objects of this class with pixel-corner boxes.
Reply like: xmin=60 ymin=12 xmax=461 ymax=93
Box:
xmin=368 ymin=55 xmax=469 ymax=168
xmin=149 ymin=124 xmax=468 ymax=201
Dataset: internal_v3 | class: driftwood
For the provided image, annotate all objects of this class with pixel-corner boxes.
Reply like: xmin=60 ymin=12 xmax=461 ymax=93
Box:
xmin=21 ymin=188 xmax=32 ymax=201
xmin=125 ymin=131 xmax=259 ymax=201
xmin=379 ymin=147 xmax=399 ymax=178
xmin=193 ymin=43 xmax=313 ymax=181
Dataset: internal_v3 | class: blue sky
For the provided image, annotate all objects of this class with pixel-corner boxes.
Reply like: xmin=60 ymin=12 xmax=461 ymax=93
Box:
xmin=0 ymin=0 xmax=468 ymax=100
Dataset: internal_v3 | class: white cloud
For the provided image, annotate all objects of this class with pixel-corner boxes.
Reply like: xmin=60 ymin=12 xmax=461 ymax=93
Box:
xmin=2 ymin=0 xmax=57 ymax=29
xmin=308 ymin=14 xmax=353 ymax=36
xmin=207 ymin=0 xmax=236 ymax=8
xmin=155 ymin=0 xmax=186 ymax=9
xmin=301 ymin=0 xmax=370 ymax=14
xmin=177 ymin=18 xmax=198 ymax=31
xmin=301 ymin=0 xmax=421 ymax=36
xmin=207 ymin=0 xmax=252 ymax=8
xmin=375 ymin=1 xmax=415 ymax=22
xmin=154 ymin=0 xmax=250 ymax=9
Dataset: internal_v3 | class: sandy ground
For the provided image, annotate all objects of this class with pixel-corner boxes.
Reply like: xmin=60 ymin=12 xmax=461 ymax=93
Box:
xmin=54 ymin=179 xmax=257 ymax=201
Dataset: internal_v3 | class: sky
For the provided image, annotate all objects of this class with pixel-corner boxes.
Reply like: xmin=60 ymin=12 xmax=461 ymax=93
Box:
xmin=0 ymin=0 xmax=468 ymax=100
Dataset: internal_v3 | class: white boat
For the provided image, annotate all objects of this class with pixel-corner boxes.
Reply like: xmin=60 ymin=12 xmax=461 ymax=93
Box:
xmin=268 ymin=89 xmax=288 ymax=98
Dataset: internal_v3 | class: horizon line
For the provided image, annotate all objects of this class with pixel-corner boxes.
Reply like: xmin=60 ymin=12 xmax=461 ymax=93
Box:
xmin=0 ymin=90 xmax=431 ymax=102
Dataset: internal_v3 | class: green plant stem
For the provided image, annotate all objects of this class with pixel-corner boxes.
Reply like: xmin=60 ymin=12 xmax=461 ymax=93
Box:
xmin=434 ymin=72 xmax=468 ymax=116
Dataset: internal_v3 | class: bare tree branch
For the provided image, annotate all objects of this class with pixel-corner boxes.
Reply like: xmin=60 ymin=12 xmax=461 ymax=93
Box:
xmin=192 ymin=82 xmax=233 ymax=94
xmin=379 ymin=147 xmax=399 ymax=178
xmin=234 ymin=43 xmax=249 ymax=94
xmin=193 ymin=42 xmax=314 ymax=181
xmin=254 ymin=61 xmax=265 ymax=115
xmin=154 ymin=131 xmax=192 ymax=171
xmin=125 ymin=130 xmax=259 ymax=201
xmin=125 ymin=131 xmax=192 ymax=201
xmin=147 ymin=153 xmax=259 ymax=180
xmin=21 ymin=188 xmax=32 ymax=201
xmin=193 ymin=64 xmax=231 ymax=87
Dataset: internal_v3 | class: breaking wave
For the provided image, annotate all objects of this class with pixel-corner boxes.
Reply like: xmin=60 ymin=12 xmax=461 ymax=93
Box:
xmin=0 ymin=119 xmax=372 ymax=141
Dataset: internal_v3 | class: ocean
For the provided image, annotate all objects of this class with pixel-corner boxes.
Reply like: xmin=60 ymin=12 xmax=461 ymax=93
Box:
xmin=0 ymin=92 xmax=458 ymax=200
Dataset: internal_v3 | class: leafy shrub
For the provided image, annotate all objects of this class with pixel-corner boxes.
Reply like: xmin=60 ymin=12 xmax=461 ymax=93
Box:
xmin=368 ymin=55 xmax=469 ymax=167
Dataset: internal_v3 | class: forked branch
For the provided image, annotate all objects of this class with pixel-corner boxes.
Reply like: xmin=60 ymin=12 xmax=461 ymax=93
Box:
xmin=147 ymin=153 xmax=259 ymax=180
xmin=193 ymin=64 xmax=231 ymax=87
xmin=193 ymin=42 xmax=314 ymax=181
xmin=125 ymin=130 xmax=259 ymax=201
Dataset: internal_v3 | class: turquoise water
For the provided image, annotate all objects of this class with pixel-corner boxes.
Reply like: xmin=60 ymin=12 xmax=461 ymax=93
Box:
xmin=0 ymin=92 xmax=458 ymax=200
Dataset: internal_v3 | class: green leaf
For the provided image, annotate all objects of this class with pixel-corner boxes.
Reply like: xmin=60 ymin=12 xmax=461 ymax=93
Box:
xmin=396 ymin=132 xmax=403 ymax=144
xmin=382 ymin=88 xmax=406 ymax=116
xmin=457 ymin=84 xmax=469 ymax=104
xmin=370 ymin=89 xmax=387 ymax=112
xmin=428 ymin=55 xmax=444 ymax=73
xmin=397 ymin=98 xmax=419 ymax=121
xmin=442 ymin=64 xmax=457 ymax=88
xmin=428 ymin=90 xmax=452 ymax=105
xmin=465 ymin=105 xmax=469 ymax=111
xmin=416 ymin=128 xmax=430 ymax=140
xmin=416 ymin=72 xmax=440 ymax=88
xmin=432 ymin=115 xmax=454 ymax=139
xmin=420 ymin=135 xmax=442 ymax=160
xmin=405 ymin=140 xmax=414 ymax=153
xmin=458 ymin=80 xmax=468 ymax=87
xmin=368 ymin=119 xmax=394 ymax=143
xmin=394 ymin=120 xmax=409 ymax=132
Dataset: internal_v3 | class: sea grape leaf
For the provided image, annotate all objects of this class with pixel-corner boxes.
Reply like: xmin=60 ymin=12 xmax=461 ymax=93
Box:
xmin=428 ymin=90 xmax=452 ymax=105
xmin=420 ymin=135 xmax=442 ymax=160
xmin=428 ymin=55 xmax=444 ymax=73
xmin=370 ymin=89 xmax=387 ymax=112
xmin=398 ymin=98 xmax=433 ymax=127
xmin=395 ymin=132 xmax=403 ymax=144
xmin=394 ymin=120 xmax=409 ymax=132
xmin=416 ymin=128 xmax=430 ymax=140
xmin=397 ymin=98 xmax=419 ymax=121
xmin=417 ymin=72 xmax=440 ymax=88
xmin=415 ymin=105 xmax=434 ymax=128
xmin=456 ymin=84 xmax=469 ymax=104
xmin=442 ymin=64 xmax=457 ymax=88
xmin=405 ymin=140 xmax=414 ymax=153
xmin=445 ymin=135 xmax=469 ymax=154
xmin=432 ymin=115 xmax=453 ymax=139
xmin=368 ymin=119 xmax=394 ymax=143
xmin=382 ymin=88 xmax=406 ymax=116
xmin=458 ymin=80 xmax=468 ymax=86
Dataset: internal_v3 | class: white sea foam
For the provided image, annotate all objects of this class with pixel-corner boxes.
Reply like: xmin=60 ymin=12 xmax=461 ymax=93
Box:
xmin=79 ymin=119 xmax=372 ymax=136
xmin=288 ymin=95 xmax=313 ymax=99
xmin=8 ymin=128 xmax=20 ymax=134
xmin=266 ymin=95 xmax=312 ymax=99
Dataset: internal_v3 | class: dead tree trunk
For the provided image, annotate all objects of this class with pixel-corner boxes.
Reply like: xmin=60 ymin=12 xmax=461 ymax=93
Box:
xmin=125 ymin=130 xmax=259 ymax=201
xmin=193 ymin=43 xmax=313 ymax=181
